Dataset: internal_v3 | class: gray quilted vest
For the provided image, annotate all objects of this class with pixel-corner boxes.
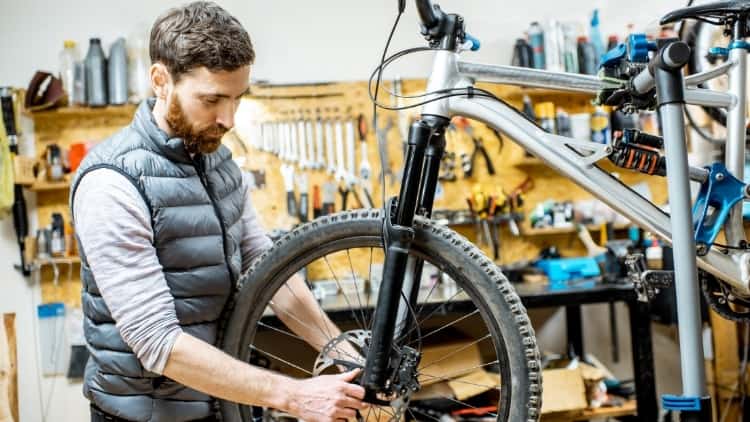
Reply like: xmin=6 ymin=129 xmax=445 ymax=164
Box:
xmin=70 ymin=98 xmax=244 ymax=421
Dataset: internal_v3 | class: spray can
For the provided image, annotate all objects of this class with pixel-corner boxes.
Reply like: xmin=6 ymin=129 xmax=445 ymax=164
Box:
xmin=590 ymin=107 xmax=611 ymax=144
xmin=528 ymin=22 xmax=545 ymax=69
xmin=535 ymin=102 xmax=556 ymax=134
xmin=85 ymin=38 xmax=108 ymax=107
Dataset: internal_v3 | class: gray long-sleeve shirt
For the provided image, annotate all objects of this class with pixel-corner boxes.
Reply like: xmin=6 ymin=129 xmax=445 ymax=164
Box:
xmin=74 ymin=168 xmax=272 ymax=374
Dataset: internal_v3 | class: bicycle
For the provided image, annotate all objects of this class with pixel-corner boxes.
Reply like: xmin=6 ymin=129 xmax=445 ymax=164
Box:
xmin=219 ymin=1 xmax=750 ymax=421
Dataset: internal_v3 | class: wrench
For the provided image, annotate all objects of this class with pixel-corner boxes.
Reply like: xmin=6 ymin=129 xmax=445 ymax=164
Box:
xmin=376 ymin=117 xmax=396 ymax=186
xmin=315 ymin=118 xmax=325 ymax=170
xmin=297 ymin=117 xmax=309 ymax=169
xmin=325 ymin=119 xmax=336 ymax=175
xmin=334 ymin=118 xmax=347 ymax=182
xmin=305 ymin=118 xmax=316 ymax=170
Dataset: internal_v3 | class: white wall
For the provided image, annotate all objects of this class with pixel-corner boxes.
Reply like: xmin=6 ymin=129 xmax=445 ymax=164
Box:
xmin=0 ymin=1 xmax=684 ymax=421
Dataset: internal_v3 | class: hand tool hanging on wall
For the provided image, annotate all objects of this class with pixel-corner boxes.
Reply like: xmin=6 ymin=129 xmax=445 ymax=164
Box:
xmin=461 ymin=137 xmax=496 ymax=178
xmin=334 ymin=118 xmax=347 ymax=182
xmin=357 ymin=114 xmax=374 ymax=207
xmin=280 ymin=164 xmax=297 ymax=217
xmin=305 ymin=115 xmax=316 ymax=170
xmin=322 ymin=181 xmax=336 ymax=215
xmin=312 ymin=184 xmax=322 ymax=219
xmin=296 ymin=173 xmax=309 ymax=223
xmin=344 ymin=118 xmax=368 ymax=209
xmin=325 ymin=118 xmax=336 ymax=175
xmin=439 ymin=151 xmax=457 ymax=182
xmin=297 ymin=115 xmax=309 ymax=169
xmin=376 ymin=117 xmax=396 ymax=186
xmin=1 ymin=88 xmax=30 ymax=275
xmin=393 ymin=78 xmax=409 ymax=183
xmin=315 ymin=117 xmax=325 ymax=170
xmin=287 ymin=120 xmax=298 ymax=163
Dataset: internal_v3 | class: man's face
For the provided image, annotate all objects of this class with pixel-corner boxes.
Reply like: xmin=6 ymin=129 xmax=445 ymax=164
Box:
xmin=165 ymin=66 xmax=250 ymax=155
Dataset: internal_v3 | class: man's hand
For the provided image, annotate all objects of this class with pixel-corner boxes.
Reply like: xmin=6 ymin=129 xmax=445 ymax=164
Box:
xmin=286 ymin=369 xmax=367 ymax=422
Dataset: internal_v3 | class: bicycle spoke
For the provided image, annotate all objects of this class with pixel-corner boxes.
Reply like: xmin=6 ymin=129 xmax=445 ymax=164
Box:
xmin=249 ymin=345 xmax=313 ymax=376
xmin=257 ymin=321 xmax=311 ymax=345
xmin=323 ymin=255 xmax=368 ymax=329
xmin=418 ymin=372 xmax=500 ymax=391
xmin=408 ymin=309 xmax=480 ymax=345
xmin=347 ymin=249 xmax=371 ymax=330
xmin=280 ymin=282 xmax=335 ymax=342
xmin=418 ymin=334 xmax=491 ymax=370
xmin=420 ymin=360 xmax=499 ymax=381
xmin=395 ymin=287 xmax=466 ymax=343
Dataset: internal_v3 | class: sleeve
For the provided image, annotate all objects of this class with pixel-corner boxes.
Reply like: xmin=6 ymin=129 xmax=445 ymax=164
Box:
xmin=73 ymin=168 xmax=182 ymax=374
xmin=240 ymin=171 xmax=273 ymax=273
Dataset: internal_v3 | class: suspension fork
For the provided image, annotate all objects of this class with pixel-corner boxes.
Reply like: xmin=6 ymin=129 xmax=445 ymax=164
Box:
xmin=362 ymin=115 xmax=449 ymax=393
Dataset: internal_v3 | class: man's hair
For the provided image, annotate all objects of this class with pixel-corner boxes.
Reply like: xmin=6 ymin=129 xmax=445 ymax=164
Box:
xmin=150 ymin=1 xmax=255 ymax=80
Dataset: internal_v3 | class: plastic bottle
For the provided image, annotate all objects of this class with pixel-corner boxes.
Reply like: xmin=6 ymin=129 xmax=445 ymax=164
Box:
xmin=535 ymin=102 xmax=556 ymax=134
xmin=589 ymin=10 xmax=605 ymax=68
xmin=85 ymin=38 xmax=108 ymax=107
xmin=59 ymin=40 xmax=80 ymax=104
xmin=544 ymin=20 xmax=564 ymax=72
xmin=607 ymin=35 xmax=619 ymax=51
xmin=128 ymin=28 xmax=152 ymax=102
xmin=577 ymin=36 xmax=597 ymax=75
xmin=528 ymin=22 xmax=546 ymax=69
xmin=108 ymin=37 xmax=128 ymax=105
xmin=512 ymin=38 xmax=534 ymax=68
xmin=562 ymin=24 xmax=579 ymax=73
xmin=72 ymin=61 xmax=87 ymax=106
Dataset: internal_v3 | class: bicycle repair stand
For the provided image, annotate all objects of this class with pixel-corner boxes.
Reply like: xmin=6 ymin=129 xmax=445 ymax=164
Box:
xmin=653 ymin=39 xmax=713 ymax=421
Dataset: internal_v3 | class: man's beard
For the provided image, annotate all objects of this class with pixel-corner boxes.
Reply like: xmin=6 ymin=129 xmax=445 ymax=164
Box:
xmin=165 ymin=93 xmax=228 ymax=155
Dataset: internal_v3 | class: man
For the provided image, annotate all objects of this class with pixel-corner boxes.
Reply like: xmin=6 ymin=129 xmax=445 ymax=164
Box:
xmin=71 ymin=2 xmax=366 ymax=421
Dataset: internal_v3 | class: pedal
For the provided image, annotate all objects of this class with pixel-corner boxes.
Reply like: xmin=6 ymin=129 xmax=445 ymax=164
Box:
xmin=626 ymin=254 xmax=674 ymax=302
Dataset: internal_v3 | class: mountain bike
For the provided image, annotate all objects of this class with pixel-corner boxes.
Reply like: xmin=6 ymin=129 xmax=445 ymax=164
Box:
xmin=220 ymin=1 xmax=750 ymax=421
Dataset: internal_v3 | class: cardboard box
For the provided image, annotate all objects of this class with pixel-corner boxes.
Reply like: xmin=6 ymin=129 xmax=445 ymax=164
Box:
xmin=540 ymin=368 xmax=588 ymax=415
xmin=415 ymin=340 xmax=498 ymax=401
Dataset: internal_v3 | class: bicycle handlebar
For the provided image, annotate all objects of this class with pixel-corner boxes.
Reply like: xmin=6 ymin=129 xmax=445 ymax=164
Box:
xmin=415 ymin=0 xmax=443 ymax=31
xmin=632 ymin=41 xmax=691 ymax=95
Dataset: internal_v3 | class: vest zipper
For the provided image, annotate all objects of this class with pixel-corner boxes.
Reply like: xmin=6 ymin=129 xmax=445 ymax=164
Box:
xmin=191 ymin=155 xmax=237 ymax=286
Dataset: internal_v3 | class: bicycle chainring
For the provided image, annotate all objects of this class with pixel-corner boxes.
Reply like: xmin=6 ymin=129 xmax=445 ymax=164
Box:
xmin=700 ymin=270 xmax=750 ymax=322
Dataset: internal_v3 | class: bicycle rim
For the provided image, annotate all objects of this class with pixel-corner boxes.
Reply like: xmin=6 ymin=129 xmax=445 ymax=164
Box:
xmin=227 ymin=228 xmax=515 ymax=421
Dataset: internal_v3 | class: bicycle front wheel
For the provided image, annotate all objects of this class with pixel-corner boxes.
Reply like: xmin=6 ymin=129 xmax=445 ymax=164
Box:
xmin=219 ymin=209 xmax=541 ymax=421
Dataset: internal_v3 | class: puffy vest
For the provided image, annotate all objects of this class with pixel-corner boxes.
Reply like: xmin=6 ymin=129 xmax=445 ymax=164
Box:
xmin=70 ymin=98 xmax=244 ymax=421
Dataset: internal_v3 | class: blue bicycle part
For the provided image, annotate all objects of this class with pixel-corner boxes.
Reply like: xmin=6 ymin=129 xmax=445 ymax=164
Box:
xmin=692 ymin=162 xmax=746 ymax=254
xmin=627 ymin=33 xmax=657 ymax=63
xmin=599 ymin=43 xmax=627 ymax=68
xmin=464 ymin=33 xmax=480 ymax=51
xmin=661 ymin=394 xmax=701 ymax=411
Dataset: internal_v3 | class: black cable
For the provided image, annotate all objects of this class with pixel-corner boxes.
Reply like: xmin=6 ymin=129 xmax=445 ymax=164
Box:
xmin=373 ymin=9 xmax=405 ymax=209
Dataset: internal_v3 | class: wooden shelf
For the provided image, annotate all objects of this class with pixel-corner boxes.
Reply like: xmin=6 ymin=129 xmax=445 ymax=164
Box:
xmin=542 ymin=400 xmax=636 ymax=421
xmin=521 ymin=223 xmax=630 ymax=236
xmin=28 ymin=179 xmax=71 ymax=192
xmin=33 ymin=256 xmax=81 ymax=267
xmin=23 ymin=104 xmax=136 ymax=119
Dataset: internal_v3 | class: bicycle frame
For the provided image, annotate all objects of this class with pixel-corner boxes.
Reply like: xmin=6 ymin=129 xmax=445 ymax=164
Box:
xmin=426 ymin=51 xmax=750 ymax=296
xmin=362 ymin=38 xmax=748 ymax=421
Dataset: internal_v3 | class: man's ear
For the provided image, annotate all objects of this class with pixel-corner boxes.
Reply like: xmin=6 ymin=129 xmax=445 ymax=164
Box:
xmin=150 ymin=63 xmax=173 ymax=100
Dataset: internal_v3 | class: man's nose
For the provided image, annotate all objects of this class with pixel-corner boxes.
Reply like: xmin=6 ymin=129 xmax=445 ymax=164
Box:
xmin=216 ymin=101 xmax=236 ymax=129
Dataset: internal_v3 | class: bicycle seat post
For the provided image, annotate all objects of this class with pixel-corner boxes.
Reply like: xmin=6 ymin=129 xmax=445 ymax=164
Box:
xmin=654 ymin=39 xmax=713 ymax=421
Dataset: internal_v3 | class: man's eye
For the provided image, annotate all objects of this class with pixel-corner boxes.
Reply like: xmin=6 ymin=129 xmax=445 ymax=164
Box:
xmin=203 ymin=98 xmax=219 ymax=105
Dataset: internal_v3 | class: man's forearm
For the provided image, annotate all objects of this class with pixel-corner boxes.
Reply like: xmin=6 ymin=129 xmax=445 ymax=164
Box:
xmin=162 ymin=332 xmax=292 ymax=410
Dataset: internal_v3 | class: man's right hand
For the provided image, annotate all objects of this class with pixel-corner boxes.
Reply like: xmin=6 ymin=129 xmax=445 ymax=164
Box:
xmin=286 ymin=369 xmax=368 ymax=422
